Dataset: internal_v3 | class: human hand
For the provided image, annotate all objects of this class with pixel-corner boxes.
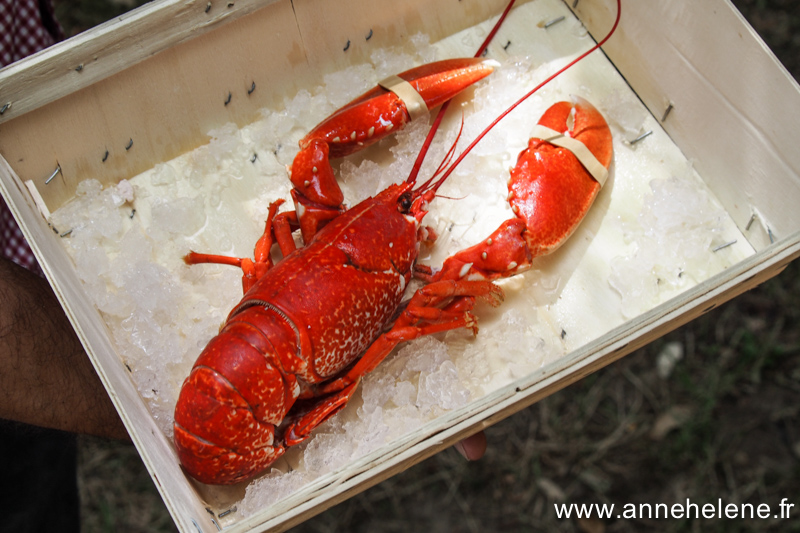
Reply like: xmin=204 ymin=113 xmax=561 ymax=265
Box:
xmin=454 ymin=430 xmax=486 ymax=460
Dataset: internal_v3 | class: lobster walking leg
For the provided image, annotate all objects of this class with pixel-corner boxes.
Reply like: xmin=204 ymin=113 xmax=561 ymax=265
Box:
xmin=314 ymin=279 xmax=504 ymax=397
xmin=184 ymin=199 xmax=286 ymax=293
xmin=418 ymin=97 xmax=613 ymax=284
xmin=282 ymin=382 xmax=360 ymax=446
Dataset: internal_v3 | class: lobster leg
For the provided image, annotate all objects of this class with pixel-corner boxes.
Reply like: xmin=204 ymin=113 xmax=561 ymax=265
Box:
xmin=418 ymin=97 xmax=613 ymax=284
xmin=289 ymin=58 xmax=496 ymax=243
xmin=267 ymin=289 xmax=494 ymax=449
xmin=272 ymin=210 xmax=300 ymax=257
xmin=281 ymin=381 xmax=359 ymax=446
xmin=314 ymin=279 xmax=503 ymax=397
xmin=184 ymin=200 xmax=285 ymax=293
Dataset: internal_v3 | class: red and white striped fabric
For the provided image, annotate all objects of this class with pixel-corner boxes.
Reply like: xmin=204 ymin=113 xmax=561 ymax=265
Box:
xmin=1 ymin=0 xmax=63 ymax=274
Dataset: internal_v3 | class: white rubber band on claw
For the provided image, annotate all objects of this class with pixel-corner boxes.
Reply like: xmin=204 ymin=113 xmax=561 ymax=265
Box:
xmin=378 ymin=75 xmax=429 ymax=122
xmin=529 ymin=125 xmax=609 ymax=187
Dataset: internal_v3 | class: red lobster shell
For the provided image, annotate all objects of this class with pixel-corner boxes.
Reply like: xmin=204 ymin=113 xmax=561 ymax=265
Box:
xmin=173 ymin=0 xmax=620 ymax=485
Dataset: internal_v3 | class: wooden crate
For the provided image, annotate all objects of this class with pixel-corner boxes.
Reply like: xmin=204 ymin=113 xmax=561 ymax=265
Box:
xmin=2 ymin=0 xmax=800 ymax=531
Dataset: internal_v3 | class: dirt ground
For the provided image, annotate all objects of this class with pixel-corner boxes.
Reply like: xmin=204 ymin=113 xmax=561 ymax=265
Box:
xmin=52 ymin=1 xmax=800 ymax=532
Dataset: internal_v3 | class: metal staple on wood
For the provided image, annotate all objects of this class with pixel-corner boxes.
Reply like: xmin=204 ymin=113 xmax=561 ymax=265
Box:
xmin=661 ymin=102 xmax=674 ymax=122
xmin=712 ymin=240 xmax=737 ymax=252
xmin=544 ymin=16 xmax=565 ymax=28
xmin=628 ymin=130 xmax=653 ymax=145
xmin=218 ymin=507 xmax=236 ymax=518
xmin=45 ymin=164 xmax=61 ymax=184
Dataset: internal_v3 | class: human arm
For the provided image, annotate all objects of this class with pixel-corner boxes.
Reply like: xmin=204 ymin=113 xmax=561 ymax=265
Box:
xmin=0 ymin=257 xmax=128 ymax=440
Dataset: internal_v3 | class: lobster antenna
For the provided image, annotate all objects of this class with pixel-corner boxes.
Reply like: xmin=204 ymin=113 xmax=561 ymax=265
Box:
xmin=406 ymin=0 xmax=517 ymax=185
xmin=429 ymin=0 xmax=622 ymax=194
xmin=416 ymin=114 xmax=465 ymax=192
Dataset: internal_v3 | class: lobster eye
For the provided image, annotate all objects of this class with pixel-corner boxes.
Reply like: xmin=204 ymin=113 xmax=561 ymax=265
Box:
xmin=398 ymin=193 xmax=412 ymax=213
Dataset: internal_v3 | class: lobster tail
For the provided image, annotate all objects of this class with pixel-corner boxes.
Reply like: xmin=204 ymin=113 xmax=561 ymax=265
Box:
xmin=174 ymin=312 xmax=299 ymax=484
xmin=173 ymin=370 xmax=284 ymax=485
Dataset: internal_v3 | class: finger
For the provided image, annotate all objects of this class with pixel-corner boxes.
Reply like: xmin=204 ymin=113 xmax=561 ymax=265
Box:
xmin=453 ymin=431 xmax=487 ymax=461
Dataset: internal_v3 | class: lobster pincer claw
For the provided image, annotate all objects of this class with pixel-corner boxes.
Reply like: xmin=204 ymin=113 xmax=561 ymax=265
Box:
xmin=509 ymin=96 xmax=612 ymax=258
xmin=300 ymin=57 xmax=497 ymax=159
xmin=427 ymin=96 xmax=613 ymax=283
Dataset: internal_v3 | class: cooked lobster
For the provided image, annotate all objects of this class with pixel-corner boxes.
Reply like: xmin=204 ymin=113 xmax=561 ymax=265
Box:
xmin=173 ymin=0 xmax=620 ymax=485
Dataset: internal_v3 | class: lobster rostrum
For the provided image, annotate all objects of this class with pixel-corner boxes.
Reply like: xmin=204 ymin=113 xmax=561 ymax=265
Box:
xmin=174 ymin=0 xmax=621 ymax=485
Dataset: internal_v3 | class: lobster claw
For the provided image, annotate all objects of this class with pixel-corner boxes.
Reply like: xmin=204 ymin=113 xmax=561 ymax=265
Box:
xmin=509 ymin=96 xmax=612 ymax=258
xmin=299 ymin=57 xmax=497 ymax=159
xmin=421 ymin=96 xmax=613 ymax=283
xmin=288 ymin=57 xmax=497 ymax=243
xmin=289 ymin=138 xmax=343 ymax=207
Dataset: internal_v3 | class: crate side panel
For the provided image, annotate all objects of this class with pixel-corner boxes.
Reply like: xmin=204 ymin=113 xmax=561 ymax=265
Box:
xmin=573 ymin=0 xmax=800 ymax=249
xmin=290 ymin=0 xmax=514 ymax=72
xmin=0 ymin=0 xmax=282 ymax=124
xmin=0 ymin=0 xmax=305 ymax=213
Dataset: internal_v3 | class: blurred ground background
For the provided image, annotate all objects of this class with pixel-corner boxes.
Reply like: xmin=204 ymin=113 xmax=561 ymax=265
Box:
xmin=50 ymin=0 xmax=800 ymax=531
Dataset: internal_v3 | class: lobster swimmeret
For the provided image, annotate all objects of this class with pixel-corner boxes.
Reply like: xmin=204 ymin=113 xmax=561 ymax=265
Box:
xmin=174 ymin=0 xmax=620 ymax=485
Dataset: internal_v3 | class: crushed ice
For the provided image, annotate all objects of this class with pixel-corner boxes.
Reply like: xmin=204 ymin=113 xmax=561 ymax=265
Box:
xmin=608 ymin=162 xmax=729 ymax=319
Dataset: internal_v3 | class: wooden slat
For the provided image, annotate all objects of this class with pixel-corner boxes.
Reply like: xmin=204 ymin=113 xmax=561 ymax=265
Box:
xmin=289 ymin=0 xmax=510 ymax=72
